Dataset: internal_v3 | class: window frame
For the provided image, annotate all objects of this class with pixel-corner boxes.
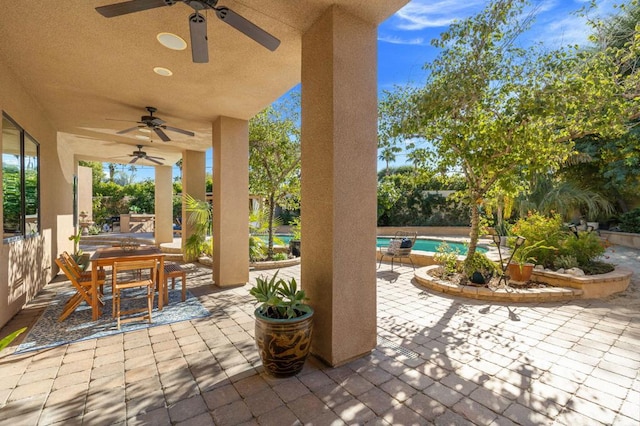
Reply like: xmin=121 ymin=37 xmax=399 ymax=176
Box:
xmin=2 ymin=112 xmax=41 ymax=242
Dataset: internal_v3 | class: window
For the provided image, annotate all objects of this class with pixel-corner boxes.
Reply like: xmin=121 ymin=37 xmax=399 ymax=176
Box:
xmin=2 ymin=113 xmax=40 ymax=240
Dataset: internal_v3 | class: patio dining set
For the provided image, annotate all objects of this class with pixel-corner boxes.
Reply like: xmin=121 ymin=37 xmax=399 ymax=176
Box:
xmin=55 ymin=245 xmax=187 ymax=327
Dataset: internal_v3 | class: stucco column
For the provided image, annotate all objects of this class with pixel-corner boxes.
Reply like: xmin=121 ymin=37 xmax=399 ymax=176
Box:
xmin=212 ymin=116 xmax=249 ymax=287
xmin=154 ymin=165 xmax=173 ymax=245
xmin=301 ymin=6 xmax=378 ymax=366
xmin=181 ymin=150 xmax=206 ymax=258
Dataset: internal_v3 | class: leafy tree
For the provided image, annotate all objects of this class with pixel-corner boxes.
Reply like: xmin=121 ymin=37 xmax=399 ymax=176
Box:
xmin=398 ymin=0 xmax=638 ymax=268
xmin=249 ymin=97 xmax=301 ymax=260
xmin=378 ymin=90 xmax=406 ymax=175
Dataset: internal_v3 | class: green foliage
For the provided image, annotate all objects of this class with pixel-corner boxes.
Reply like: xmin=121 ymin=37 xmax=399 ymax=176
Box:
xmin=389 ymin=0 xmax=638 ymax=269
xmin=511 ymin=241 xmax=554 ymax=266
xmin=619 ymin=208 xmax=640 ymax=233
xmin=464 ymin=252 xmax=499 ymax=278
xmin=581 ymin=261 xmax=615 ymax=275
xmin=183 ymin=194 xmax=212 ymax=261
xmin=433 ymin=242 xmax=460 ymax=277
xmin=290 ymin=216 xmax=301 ymax=241
xmin=250 ymin=271 xmax=309 ymax=319
xmin=272 ymin=253 xmax=288 ymax=261
xmin=0 ymin=327 xmax=27 ymax=351
xmin=377 ymin=171 xmax=470 ymax=226
xmin=68 ymin=231 xmax=83 ymax=257
xmin=510 ymin=213 xmax=563 ymax=267
xmin=553 ymin=255 xmax=578 ymax=270
xmin=559 ymin=232 xmax=606 ymax=266
xmin=249 ymin=95 xmax=301 ymax=259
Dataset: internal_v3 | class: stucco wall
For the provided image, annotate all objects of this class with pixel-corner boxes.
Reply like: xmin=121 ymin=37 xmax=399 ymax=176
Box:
xmin=0 ymin=59 xmax=73 ymax=329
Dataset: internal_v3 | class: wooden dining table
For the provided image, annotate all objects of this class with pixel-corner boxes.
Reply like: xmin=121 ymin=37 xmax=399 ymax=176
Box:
xmin=89 ymin=246 xmax=165 ymax=321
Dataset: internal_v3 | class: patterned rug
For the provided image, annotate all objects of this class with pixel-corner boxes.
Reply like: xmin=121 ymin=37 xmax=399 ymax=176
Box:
xmin=15 ymin=284 xmax=210 ymax=354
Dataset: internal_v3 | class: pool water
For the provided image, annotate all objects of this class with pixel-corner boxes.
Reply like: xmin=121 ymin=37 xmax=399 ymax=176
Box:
xmin=259 ymin=235 xmax=484 ymax=255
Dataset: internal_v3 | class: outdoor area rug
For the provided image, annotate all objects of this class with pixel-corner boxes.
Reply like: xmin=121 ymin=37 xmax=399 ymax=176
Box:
xmin=15 ymin=285 xmax=210 ymax=354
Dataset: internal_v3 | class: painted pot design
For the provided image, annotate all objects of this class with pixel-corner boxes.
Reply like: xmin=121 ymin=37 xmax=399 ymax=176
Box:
xmin=254 ymin=307 xmax=313 ymax=377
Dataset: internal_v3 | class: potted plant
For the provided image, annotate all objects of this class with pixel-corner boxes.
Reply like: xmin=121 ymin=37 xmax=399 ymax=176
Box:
xmin=288 ymin=216 xmax=301 ymax=257
xmin=250 ymin=271 xmax=313 ymax=377
xmin=507 ymin=241 xmax=552 ymax=283
xmin=68 ymin=231 xmax=89 ymax=270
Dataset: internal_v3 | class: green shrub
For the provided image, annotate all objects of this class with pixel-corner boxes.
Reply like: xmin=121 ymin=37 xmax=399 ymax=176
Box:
xmin=509 ymin=212 xmax=563 ymax=268
xmin=559 ymin=232 xmax=606 ymax=266
xmin=553 ymin=254 xmax=578 ymax=270
xmin=619 ymin=208 xmax=640 ymax=233
xmin=433 ymin=242 xmax=460 ymax=277
xmin=464 ymin=252 xmax=499 ymax=278
xmin=272 ymin=253 xmax=288 ymax=261
xmin=581 ymin=261 xmax=615 ymax=275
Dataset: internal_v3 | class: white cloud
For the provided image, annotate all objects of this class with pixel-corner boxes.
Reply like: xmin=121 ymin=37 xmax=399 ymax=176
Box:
xmin=378 ymin=35 xmax=427 ymax=45
xmin=393 ymin=0 xmax=486 ymax=30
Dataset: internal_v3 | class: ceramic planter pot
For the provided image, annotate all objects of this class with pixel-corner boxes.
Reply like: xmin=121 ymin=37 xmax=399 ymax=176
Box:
xmin=289 ymin=240 xmax=301 ymax=257
xmin=508 ymin=262 xmax=534 ymax=283
xmin=254 ymin=306 xmax=313 ymax=377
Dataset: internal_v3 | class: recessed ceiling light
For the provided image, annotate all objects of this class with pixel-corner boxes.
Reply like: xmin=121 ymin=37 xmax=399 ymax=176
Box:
xmin=157 ymin=32 xmax=187 ymax=50
xmin=153 ymin=67 xmax=173 ymax=76
xmin=138 ymin=128 xmax=151 ymax=133
xmin=135 ymin=135 xmax=149 ymax=140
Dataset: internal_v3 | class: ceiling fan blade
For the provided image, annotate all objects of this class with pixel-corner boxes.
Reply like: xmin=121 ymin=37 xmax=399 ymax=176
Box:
xmin=189 ymin=12 xmax=209 ymax=63
xmin=129 ymin=157 xmax=140 ymax=164
xmin=147 ymin=155 xmax=165 ymax=161
xmin=215 ymin=7 xmax=280 ymax=51
xmin=117 ymin=126 xmax=140 ymax=134
xmin=163 ymin=125 xmax=195 ymax=137
xmin=96 ymin=0 xmax=171 ymax=18
xmin=153 ymin=127 xmax=171 ymax=142
xmin=147 ymin=157 xmax=164 ymax=165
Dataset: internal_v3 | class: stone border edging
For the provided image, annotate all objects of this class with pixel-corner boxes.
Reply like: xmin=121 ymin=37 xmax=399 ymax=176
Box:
xmin=414 ymin=265 xmax=632 ymax=302
xmin=250 ymin=257 xmax=301 ymax=270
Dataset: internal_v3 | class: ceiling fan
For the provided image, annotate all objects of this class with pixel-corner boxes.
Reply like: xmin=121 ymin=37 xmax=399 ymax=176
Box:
xmin=129 ymin=145 xmax=165 ymax=165
xmin=96 ymin=0 xmax=281 ymax=63
xmin=115 ymin=106 xmax=194 ymax=142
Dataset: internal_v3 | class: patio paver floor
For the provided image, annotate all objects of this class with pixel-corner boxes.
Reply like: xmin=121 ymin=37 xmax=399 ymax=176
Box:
xmin=0 ymin=244 xmax=638 ymax=425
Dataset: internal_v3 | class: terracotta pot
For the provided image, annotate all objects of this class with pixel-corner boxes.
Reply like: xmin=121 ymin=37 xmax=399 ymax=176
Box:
xmin=254 ymin=307 xmax=313 ymax=377
xmin=507 ymin=262 xmax=534 ymax=283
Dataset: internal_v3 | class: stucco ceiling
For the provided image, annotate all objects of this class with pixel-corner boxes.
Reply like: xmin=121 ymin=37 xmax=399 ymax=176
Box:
xmin=0 ymin=0 xmax=407 ymax=167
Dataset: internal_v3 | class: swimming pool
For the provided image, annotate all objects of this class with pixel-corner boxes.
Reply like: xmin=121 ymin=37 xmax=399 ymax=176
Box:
xmin=259 ymin=235 xmax=484 ymax=255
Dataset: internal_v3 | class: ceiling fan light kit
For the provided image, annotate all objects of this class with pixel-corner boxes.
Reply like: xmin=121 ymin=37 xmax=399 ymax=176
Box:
xmin=114 ymin=106 xmax=195 ymax=142
xmin=96 ymin=0 xmax=280 ymax=63
xmin=129 ymin=144 xmax=165 ymax=165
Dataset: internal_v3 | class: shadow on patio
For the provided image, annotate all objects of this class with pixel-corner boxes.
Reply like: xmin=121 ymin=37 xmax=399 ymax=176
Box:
xmin=0 ymin=253 xmax=639 ymax=424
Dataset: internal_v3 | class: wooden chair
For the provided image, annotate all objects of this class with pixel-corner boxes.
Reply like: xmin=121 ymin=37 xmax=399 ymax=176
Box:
xmin=378 ymin=231 xmax=418 ymax=271
xmin=112 ymin=258 xmax=158 ymax=329
xmin=163 ymin=263 xmax=187 ymax=302
xmin=61 ymin=251 xmax=105 ymax=293
xmin=55 ymin=256 xmax=105 ymax=322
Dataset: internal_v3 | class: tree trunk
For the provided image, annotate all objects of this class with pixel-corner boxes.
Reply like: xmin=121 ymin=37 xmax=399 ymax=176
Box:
xmin=267 ymin=194 xmax=275 ymax=260
xmin=465 ymin=197 xmax=481 ymax=270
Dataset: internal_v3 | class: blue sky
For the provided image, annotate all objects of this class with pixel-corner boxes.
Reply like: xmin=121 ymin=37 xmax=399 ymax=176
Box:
xmin=128 ymin=0 xmax=616 ymax=182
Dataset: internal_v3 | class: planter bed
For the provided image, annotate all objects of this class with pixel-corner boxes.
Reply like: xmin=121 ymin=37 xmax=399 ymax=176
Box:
xmin=415 ymin=265 xmax=632 ymax=302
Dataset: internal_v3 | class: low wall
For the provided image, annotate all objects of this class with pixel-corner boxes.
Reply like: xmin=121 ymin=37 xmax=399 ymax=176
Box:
xmin=599 ymin=230 xmax=640 ymax=250
xmin=377 ymin=226 xmax=470 ymax=237
xmin=531 ymin=267 xmax=633 ymax=299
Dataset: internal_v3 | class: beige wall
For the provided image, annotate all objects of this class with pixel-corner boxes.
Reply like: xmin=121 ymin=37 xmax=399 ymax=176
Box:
xmin=0 ymin=60 xmax=74 ymax=329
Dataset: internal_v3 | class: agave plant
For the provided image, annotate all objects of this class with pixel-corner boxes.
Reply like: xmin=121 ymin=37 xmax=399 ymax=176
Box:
xmin=250 ymin=271 xmax=310 ymax=319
